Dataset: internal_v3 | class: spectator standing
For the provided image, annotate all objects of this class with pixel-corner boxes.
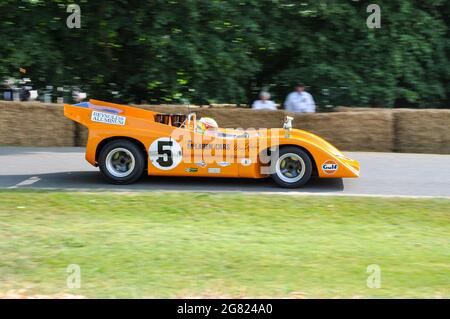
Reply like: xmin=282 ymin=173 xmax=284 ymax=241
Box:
xmin=252 ymin=91 xmax=277 ymax=110
xmin=284 ymin=83 xmax=316 ymax=113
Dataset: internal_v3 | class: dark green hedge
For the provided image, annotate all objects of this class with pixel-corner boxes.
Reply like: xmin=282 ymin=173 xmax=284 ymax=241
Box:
xmin=1 ymin=0 xmax=448 ymax=107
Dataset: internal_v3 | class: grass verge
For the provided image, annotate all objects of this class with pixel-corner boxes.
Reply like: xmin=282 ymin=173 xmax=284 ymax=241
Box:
xmin=0 ymin=191 xmax=448 ymax=298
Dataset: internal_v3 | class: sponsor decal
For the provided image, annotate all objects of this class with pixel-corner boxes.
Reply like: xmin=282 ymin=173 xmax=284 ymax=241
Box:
xmin=241 ymin=158 xmax=252 ymax=166
xmin=234 ymin=142 xmax=258 ymax=151
xmin=149 ymin=138 xmax=183 ymax=170
xmin=185 ymin=168 xmax=198 ymax=173
xmin=196 ymin=161 xmax=207 ymax=168
xmin=322 ymin=160 xmax=339 ymax=174
xmin=91 ymin=111 xmax=126 ymax=126
xmin=188 ymin=143 xmax=230 ymax=150
xmin=208 ymin=168 xmax=221 ymax=174
xmin=218 ymin=161 xmax=231 ymax=167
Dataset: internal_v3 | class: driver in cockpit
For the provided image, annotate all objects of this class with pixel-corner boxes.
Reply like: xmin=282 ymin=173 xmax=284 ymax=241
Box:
xmin=197 ymin=117 xmax=219 ymax=135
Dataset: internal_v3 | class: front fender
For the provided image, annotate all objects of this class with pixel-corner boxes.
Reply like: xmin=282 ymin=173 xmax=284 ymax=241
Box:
xmin=273 ymin=129 xmax=360 ymax=178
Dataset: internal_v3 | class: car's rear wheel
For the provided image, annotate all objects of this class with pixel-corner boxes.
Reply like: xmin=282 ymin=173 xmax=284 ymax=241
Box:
xmin=271 ymin=146 xmax=312 ymax=188
xmin=98 ymin=140 xmax=145 ymax=184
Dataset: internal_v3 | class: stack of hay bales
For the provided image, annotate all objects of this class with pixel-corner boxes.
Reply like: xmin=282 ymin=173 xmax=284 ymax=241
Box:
xmin=1 ymin=101 xmax=448 ymax=154
xmin=394 ymin=109 xmax=450 ymax=154
xmin=288 ymin=111 xmax=394 ymax=152
xmin=0 ymin=101 xmax=74 ymax=147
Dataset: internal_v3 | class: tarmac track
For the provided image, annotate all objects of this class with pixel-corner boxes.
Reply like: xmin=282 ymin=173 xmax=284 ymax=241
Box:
xmin=0 ymin=147 xmax=449 ymax=198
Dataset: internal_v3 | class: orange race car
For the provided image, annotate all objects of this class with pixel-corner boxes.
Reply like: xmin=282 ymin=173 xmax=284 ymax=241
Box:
xmin=64 ymin=99 xmax=359 ymax=188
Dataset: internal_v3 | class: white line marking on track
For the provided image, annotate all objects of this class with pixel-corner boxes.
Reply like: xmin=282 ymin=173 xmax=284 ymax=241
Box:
xmin=9 ymin=176 xmax=41 ymax=189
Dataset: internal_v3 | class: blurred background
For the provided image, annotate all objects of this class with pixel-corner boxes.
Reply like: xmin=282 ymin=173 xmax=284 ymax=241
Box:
xmin=0 ymin=0 xmax=449 ymax=108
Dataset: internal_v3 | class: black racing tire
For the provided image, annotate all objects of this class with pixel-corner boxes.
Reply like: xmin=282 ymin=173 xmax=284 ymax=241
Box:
xmin=270 ymin=146 xmax=313 ymax=188
xmin=98 ymin=139 xmax=145 ymax=184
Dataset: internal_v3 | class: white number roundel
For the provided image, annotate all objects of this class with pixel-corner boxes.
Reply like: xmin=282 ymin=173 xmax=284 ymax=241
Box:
xmin=149 ymin=137 xmax=182 ymax=170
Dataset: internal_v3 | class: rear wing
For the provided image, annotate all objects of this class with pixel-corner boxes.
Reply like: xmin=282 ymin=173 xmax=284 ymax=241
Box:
xmin=65 ymin=99 xmax=197 ymax=130
xmin=64 ymin=99 xmax=158 ymax=127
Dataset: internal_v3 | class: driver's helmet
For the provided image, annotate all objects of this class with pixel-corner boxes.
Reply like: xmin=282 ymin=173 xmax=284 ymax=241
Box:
xmin=199 ymin=117 xmax=218 ymax=131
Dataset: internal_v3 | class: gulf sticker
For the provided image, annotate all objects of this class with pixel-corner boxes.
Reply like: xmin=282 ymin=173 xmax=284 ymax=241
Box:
xmin=322 ymin=160 xmax=338 ymax=174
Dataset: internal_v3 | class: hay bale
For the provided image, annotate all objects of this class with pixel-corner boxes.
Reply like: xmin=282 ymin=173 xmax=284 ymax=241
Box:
xmin=394 ymin=109 xmax=450 ymax=154
xmin=2 ymin=101 xmax=446 ymax=154
xmin=0 ymin=101 xmax=75 ymax=147
xmin=286 ymin=111 xmax=394 ymax=152
xmin=75 ymin=123 xmax=89 ymax=147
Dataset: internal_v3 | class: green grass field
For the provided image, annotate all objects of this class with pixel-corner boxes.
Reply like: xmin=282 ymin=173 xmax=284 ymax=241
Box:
xmin=0 ymin=191 xmax=448 ymax=298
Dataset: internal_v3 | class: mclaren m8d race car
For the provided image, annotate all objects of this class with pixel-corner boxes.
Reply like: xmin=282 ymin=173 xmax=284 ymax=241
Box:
xmin=64 ymin=99 xmax=360 ymax=188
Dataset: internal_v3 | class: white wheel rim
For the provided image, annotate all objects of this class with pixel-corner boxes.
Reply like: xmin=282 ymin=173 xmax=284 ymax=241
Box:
xmin=276 ymin=153 xmax=306 ymax=183
xmin=105 ymin=148 xmax=136 ymax=178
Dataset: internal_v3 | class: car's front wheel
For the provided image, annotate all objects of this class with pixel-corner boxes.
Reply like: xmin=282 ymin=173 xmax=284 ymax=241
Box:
xmin=270 ymin=146 xmax=313 ymax=188
xmin=98 ymin=139 xmax=145 ymax=184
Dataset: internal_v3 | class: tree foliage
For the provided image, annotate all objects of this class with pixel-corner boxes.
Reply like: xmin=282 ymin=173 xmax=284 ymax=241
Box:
xmin=0 ymin=0 xmax=448 ymax=107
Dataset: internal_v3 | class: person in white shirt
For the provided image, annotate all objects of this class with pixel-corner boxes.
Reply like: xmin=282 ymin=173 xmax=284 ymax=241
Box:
xmin=284 ymin=83 xmax=316 ymax=113
xmin=252 ymin=91 xmax=277 ymax=110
